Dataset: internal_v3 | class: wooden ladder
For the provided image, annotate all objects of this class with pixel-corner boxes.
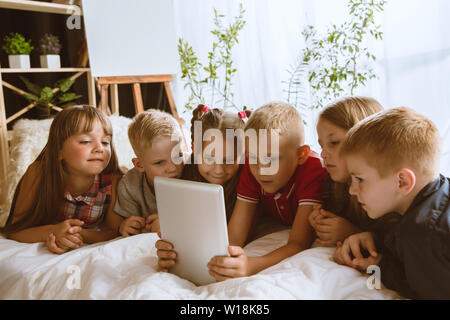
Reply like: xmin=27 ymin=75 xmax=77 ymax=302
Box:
xmin=96 ymin=74 xmax=187 ymax=150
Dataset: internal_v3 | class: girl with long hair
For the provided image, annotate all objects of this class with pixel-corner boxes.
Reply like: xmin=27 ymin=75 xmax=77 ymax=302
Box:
xmin=311 ymin=97 xmax=400 ymax=246
xmin=1 ymin=105 xmax=122 ymax=254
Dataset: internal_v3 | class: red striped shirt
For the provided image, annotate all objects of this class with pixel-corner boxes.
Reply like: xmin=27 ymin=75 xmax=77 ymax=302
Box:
xmin=237 ymin=155 xmax=328 ymax=225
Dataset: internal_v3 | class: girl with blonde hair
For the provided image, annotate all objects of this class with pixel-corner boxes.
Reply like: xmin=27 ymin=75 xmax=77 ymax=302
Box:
xmin=311 ymin=97 xmax=400 ymax=246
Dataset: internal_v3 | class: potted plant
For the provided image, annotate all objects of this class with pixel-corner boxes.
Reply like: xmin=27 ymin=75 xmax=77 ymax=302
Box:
xmin=18 ymin=75 xmax=82 ymax=117
xmin=2 ymin=32 xmax=34 ymax=68
xmin=39 ymin=33 xmax=62 ymax=68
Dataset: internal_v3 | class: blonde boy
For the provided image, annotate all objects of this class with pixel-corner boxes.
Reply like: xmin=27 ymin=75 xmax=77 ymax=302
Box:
xmin=334 ymin=107 xmax=450 ymax=299
xmin=112 ymin=109 xmax=184 ymax=236
xmin=207 ymin=102 xmax=328 ymax=280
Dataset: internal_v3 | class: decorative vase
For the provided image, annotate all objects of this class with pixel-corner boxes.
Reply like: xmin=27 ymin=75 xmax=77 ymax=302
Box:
xmin=40 ymin=54 xmax=61 ymax=68
xmin=8 ymin=55 xmax=31 ymax=68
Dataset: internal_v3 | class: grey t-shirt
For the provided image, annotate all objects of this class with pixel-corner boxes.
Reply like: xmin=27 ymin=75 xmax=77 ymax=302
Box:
xmin=114 ymin=168 xmax=157 ymax=218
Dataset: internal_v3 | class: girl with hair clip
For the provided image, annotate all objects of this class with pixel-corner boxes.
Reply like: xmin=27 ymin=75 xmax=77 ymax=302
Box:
xmin=156 ymin=104 xmax=251 ymax=272
xmin=311 ymin=96 xmax=401 ymax=246
xmin=1 ymin=105 xmax=123 ymax=254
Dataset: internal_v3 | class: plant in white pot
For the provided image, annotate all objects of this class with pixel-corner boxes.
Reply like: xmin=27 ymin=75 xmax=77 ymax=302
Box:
xmin=2 ymin=32 xmax=34 ymax=68
xmin=39 ymin=33 xmax=62 ymax=68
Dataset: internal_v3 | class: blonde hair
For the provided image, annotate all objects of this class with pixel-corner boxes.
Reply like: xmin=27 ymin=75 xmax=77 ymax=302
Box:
xmin=319 ymin=96 xmax=383 ymax=130
xmin=319 ymin=97 xmax=385 ymax=229
xmin=2 ymin=105 xmax=120 ymax=233
xmin=245 ymin=101 xmax=305 ymax=147
xmin=341 ymin=107 xmax=441 ymax=179
xmin=128 ymin=109 xmax=180 ymax=157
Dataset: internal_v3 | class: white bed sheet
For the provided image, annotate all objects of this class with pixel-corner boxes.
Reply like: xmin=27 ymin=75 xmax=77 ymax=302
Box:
xmin=0 ymin=229 xmax=403 ymax=300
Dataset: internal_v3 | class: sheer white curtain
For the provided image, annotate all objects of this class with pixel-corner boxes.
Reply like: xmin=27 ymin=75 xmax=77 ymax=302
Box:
xmin=172 ymin=0 xmax=450 ymax=176
xmin=172 ymin=0 xmax=306 ymax=113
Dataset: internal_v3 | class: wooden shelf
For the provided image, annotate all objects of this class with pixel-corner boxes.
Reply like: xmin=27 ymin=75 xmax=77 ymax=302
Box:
xmin=0 ymin=0 xmax=91 ymax=207
xmin=0 ymin=67 xmax=90 ymax=73
xmin=0 ymin=0 xmax=82 ymax=15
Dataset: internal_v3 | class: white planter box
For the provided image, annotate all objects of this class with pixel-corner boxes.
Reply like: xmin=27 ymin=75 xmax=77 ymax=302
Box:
xmin=40 ymin=55 xmax=61 ymax=68
xmin=8 ymin=55 xmax=31 ymax=68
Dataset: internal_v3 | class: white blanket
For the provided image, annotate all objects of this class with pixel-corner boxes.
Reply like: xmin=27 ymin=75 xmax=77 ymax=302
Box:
xmin=0 ymin=229 xmax=403 ymax=300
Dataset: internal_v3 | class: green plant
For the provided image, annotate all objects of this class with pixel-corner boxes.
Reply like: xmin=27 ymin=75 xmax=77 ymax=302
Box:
xmin=285 ymin=0 xmax=386 ymax=113
xmin=2 ymin=32 xmax=34 ymax=55
xmin=178 ymin=4 xmax=246 ymax=112
xmin=18 ymin=76 xmax=82 ymax=117
xmin=39 ymin=33 xmax=62 ymax=55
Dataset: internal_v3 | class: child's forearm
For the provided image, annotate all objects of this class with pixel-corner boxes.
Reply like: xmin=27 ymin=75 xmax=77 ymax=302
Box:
xmin=228 ymin=231 xmax=247 ymax=247
xmin=79 ymin=227 xmax=119 ymax=244
xmin=105 ymin=211 xmax=124 ymax=234
xmin=227 ymin=200 xmax=258 ymax=247
xmin=7 ymin=224 xmax=55 ymax=243
xmin=247 ymin=242 xmax=308 ymax=276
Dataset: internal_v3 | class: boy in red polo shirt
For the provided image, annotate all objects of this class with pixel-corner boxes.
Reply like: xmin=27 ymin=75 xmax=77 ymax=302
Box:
xmin=207 ymin=101 xmax=328 ymax=280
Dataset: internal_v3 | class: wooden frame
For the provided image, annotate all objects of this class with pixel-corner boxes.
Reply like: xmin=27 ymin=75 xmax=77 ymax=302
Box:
xmin=96 ymin=74 xmax=188 ymax=150
xmin=0 ymin=68 xmax=94 ymax=123
xmin=0 ymin=0 xmax=188 ymax=206
xmin=0 ymin=0 xmax=87 ymax=205
xmin=0 ymin=0 xmax=82 ymax=15
xmin=0 ymin=71 xmax=8 ymax=205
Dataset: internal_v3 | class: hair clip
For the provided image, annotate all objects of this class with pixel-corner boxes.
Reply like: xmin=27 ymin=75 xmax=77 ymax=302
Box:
xmin=202 ymin=105 xmax=211 ymax=113
xmin=238 ymin=111 xmax=248 ymax=123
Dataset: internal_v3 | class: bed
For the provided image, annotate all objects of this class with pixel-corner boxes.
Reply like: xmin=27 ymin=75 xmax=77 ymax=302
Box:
xmin=0 ymin=229 xmax=402 ymax=299
xmin=0 ymin=116 xmax=404 ymax=300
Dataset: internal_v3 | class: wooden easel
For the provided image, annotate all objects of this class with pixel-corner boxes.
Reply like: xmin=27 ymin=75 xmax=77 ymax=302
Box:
xmin=96 ymin=74 xmax=187 ymax=150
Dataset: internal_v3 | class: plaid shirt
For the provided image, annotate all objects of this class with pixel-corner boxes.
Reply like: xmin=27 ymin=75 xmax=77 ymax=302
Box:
xmin=58 ymin=173 xmax=113 ymax=227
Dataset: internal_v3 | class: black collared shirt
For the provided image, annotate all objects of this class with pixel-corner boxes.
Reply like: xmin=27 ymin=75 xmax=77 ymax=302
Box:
xmin=376 ymin=174 xmax=450 ymax=299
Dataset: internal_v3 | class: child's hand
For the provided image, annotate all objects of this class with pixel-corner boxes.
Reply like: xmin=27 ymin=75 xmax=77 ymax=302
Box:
xmin=155 ymin=233 xmax=177 ymax=272
xmin=333 ymin=232 xmax=381 ymax=271
xmin=52 ymin=219 xmax=84 ymax=251
xmin=144 ymin=214 xmax=160 ymax=233
xmin=314 ymin=209 xmax=361 ymax=246
xmin=46 ymin=233 xmax=68 ymax=254
xmin=308 ymin=205 xmax=323 ymax=228
xmin=119 ymin=216 xmax=145 ymax=237
xmin=207 ymin=246 xmax=249 ymax=282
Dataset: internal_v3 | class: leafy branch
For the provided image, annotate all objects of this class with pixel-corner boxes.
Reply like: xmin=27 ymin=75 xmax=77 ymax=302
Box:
xmin=18 ymin=76 xmax=82 ymax=117
xmin=178 ymin=4 xmax=246 ymax=112
xmin=285 ymin=0 xmax=386 ymax=112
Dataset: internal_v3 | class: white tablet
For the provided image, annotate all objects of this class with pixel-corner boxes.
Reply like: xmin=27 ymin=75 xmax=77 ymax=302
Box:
xmin=154 ymin=177 xmax=229 ymax=286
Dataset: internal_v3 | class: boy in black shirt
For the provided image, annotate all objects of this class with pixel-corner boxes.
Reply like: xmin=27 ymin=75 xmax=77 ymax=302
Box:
xmin=333 ymin=107 xmax=450 ymax=299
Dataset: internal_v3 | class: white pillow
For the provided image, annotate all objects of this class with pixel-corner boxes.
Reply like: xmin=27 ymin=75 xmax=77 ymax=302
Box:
xmin=0 ymin=115 xmax=135 ymax=227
